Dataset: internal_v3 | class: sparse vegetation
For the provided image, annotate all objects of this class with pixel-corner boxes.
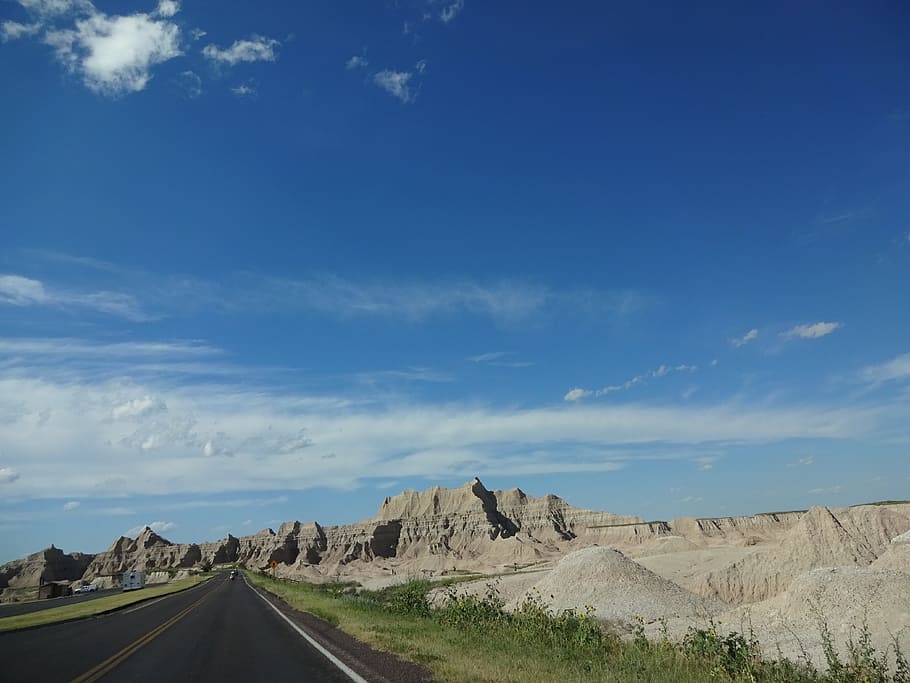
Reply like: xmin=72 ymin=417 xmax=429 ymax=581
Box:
xmin=245 ymin=572 xmax=907 ymax=682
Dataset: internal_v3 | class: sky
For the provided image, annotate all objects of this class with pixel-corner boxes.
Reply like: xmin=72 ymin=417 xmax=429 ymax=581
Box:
xmin=1 ymin=0 xmax=909 ymax=563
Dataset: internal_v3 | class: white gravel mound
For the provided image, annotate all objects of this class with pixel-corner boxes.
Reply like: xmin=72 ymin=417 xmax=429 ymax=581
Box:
xmin=507 ymin=546 xmax=725 ymax=623
xmin=727 ymin=566 xmax=910 ymax=670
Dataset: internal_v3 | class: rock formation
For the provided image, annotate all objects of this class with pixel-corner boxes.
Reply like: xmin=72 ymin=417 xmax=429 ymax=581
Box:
xmin=4 ymin=480 xmax=907 ymax=608
xmin=0 ymin=546 xmax=94 ymax=601
xmin=693 ymin=504 xmax=910 ymax=604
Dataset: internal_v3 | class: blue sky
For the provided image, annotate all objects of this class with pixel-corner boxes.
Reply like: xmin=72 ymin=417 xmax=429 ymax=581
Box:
xmin=1 ymin=0 xmax=909 ymax=562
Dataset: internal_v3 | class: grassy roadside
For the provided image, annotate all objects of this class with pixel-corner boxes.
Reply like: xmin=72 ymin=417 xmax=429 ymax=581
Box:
xmin=0 ymin=576 xmax=209 ymax=632
xmin=246 ymin=572 xmax=907 ymax=682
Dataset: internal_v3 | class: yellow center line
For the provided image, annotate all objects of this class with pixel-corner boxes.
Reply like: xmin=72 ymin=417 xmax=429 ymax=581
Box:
xmin=70 ymin=579 xmax=223 ymax=683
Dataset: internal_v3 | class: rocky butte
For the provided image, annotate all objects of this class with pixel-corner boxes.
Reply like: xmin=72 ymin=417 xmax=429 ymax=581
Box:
xmin=2 ymin=478 xmax=907 ymax=608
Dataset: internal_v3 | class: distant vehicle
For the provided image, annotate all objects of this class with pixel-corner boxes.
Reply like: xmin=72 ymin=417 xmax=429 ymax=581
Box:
xmin=82 ymin=584 xmax=98 ymax=592
xmin=122 ymin=570 xmax=145 ymax=591
xmin=230 ymin=570 xmax=237 ymax=580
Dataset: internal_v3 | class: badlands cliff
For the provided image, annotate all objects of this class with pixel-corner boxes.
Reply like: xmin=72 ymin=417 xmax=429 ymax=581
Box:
xmin=2 ymin=479 xmax=907 ymax=609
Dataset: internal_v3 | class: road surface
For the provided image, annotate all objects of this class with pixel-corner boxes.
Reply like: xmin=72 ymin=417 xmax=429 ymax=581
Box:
xmin=0 ymin=588 xmax=120 ymax=618
xmin=0 ymin=573 xmax=424 ymax=682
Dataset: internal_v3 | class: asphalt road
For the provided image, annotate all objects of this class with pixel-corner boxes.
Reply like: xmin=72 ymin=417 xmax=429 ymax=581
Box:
xmin=0 ymin=574 xmax=364 ymax=682
xmin=0 ymin=588 xmax=120 ymax=618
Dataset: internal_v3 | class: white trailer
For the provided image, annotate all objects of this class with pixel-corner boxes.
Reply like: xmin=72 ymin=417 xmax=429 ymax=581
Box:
xmin=122 ymin=570 xmax=145 ymax=591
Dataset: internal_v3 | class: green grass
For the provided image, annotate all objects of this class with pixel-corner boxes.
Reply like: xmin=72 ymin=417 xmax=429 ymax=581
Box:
xmin=0 ymin=576 xmax=209 ymax=632
xmin=246 ymin=572 xmax=906 ymax=682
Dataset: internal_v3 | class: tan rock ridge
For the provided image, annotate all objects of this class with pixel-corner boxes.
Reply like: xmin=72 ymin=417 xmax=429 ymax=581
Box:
xmin=692 ymin=503 xmax=910 ymax=604
xmin=0 ymin=546 xmax=94 ymax=601
xmin=6 ymin=481 xmax=906 ymax=604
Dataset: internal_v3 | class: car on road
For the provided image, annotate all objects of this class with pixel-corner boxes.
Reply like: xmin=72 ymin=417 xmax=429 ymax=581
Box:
xmin=73 ymin=584 xmax=97 ymax=594
xmin=230 ymin=570 xmax=237 ymax=580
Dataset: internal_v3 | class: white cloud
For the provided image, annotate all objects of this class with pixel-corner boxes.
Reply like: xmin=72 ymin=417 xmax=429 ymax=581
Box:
xmin=176 ymin=69 xmax=201 ymax=98
xmin=202 ymin=35 xmax=279 ymax=65
xmin=63 ymin=500 xmax=80 ymax=511
xmin=0 ymin=337 xmax=220 ymax=359
xmin=126 ymin=520 xmax=176 ymax=536
xmin=469 ymin=352 xmax=508 ymax=363
xmin=781 ymin=321 xmax=842 ymax=340
xmin=1 ymin=20 xmax=42 ymax=41
xmin=44 ymin=8 xmax=182 ymax=96
xmin=264 ymin=276 xmax=633 ymax=323
xmin=680 ymin=495 xmax=703 ymax=503
xmin=861 ymin=352 xmax=910 ymax=384
xmin=731 ymin=328 xmax=759 ymax=348
xmin=808 ymin=485 xmax=842 ymax=495
xmin=0 ymin=467 xmax=20 ymax=484
xmin=0 ymin=275 xmax=48 ymax=305
xmin=231 ymin=81 xmax=256 ymax=97
xmin=18 ymin=0 xmax=90 ymax=16
xmin=566 ymin=363 xmax=699 ymax=401
xmin=467 ymin=351 xmax=532 ymax=368
xmin=345 ymin=55 xmax=368 ymax=70
xmin=694 ymin=455 xmax=718 ymax=470
xmin=437 ymin=0 xmax=464 ymax=23
xmin=787 ymin=456 xmax=815 ymax=468
xmin=564 ymin=388 xmax=592 ymax=402
xmin=373 ymin=69 xmax=414 ymax=103
xmin=111 ymin=396 xmax=167 ymax=420
xmin=0 ymin=365 xmax=896 ymax=499
xmin=155 ymin=0 xmax=179 ymax=18
xmin=415 ymin=58 xmax=427 ymax=74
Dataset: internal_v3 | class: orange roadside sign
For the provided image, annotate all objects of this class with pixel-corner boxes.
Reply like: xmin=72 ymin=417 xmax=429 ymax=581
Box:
xmin=269 ymin=560 xmax=278 ymax=569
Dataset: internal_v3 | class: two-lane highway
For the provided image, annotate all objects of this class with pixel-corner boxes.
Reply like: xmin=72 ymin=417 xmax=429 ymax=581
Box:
xmin=0 ymin=574 xmax=358 ymax=682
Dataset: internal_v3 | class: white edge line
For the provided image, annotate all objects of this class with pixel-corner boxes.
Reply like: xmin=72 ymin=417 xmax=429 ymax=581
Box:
xmin=245 ymin=576 xmax=369 ymax=683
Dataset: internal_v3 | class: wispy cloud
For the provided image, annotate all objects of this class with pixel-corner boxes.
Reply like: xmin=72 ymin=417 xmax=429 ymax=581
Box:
xmin=433 ymin=0 xmax=464 ymax=23
xmin=125 ymin=520 xmax=176 ymax=536
xmin=0 ymin=467 xmax=20 ymax=484
xmin=0 ymin=337 xmax=221 ymax=358
xmin=259 ymin=275 xmax=643 ymax=323
xmin=564 ymin=363 xmax=699 ymax=401
xmin=202 ymin=35 xmax=279 ymax=65
xmin=11 ymin=255 xmax=647 ymax=326
xmin=345 ymin=54 xmax=368 ymax=70
xmin=787 ymin=456 xmax=815 ymax=468
xmin=1 ymin=20 xmax=41 ymax=41
xmin=861 ymin=352 xmax=910 ymax=384
xmin=730 ymin=328 xmax=759 ymax=348
xmin=63 ymin=500 xmax=80 ymax=511
xmin=231 ymin=80 xmax=256 ymax=97
xmin=0 ymin=274 xmax=149 ymax=320
xmin=0 ymin=366 xmax=892 ymax=499
xmin=355 ymin=367 xmax=453 ymax=384
xmin=781 ymin=321 xmax=842 ymax=340
xmin=467 ymin=351 xmax=533 ymax=368
xmin=694 ymin=455 xmax=719 ymax=470
xmin=808 ymin=485 xmax=842 ymax=495
xmin=373 ymin=69 xmax=415 ymax=103
xmin=176 ymin=69 xmax=201 ymax=98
